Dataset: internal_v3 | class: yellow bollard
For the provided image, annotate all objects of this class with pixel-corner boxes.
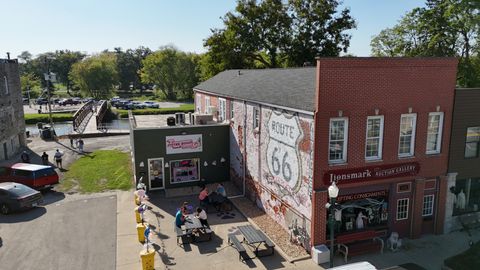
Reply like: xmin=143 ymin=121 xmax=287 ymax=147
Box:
xmin=140 ymin=249 xmax=155 ymax=270
xmin=134 ymin=191 xmax=139 ymax=205
xmin=135 ymin=197 xmax=141 ymax=206
xmin=136 ymin=223 xmax=148 ymax=243
xmin=134 ymin=206 xmax=142 ymax=223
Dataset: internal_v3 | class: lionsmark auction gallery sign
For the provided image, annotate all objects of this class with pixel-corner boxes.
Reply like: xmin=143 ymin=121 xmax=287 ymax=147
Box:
xmin=324 ymin=162 xmax=420 ymax=185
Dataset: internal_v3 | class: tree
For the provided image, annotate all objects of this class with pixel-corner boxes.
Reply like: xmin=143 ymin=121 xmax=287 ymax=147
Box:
xmin=115 ymin=46 xmax=152 ymax=91
xmin=50 ymin=50 xmax=85 ymax=94
xmin=20 ymin=73 xmax=42 ymax=99
xmin=69 ymin=53 xmax=119 ymax=99
xmin=140 ymin=47 xmax=199 ymax=100
xmin=371 ymin=0 xmax=479 ymax=87
xmin=201 ymin=0 xmax=356 ymax=79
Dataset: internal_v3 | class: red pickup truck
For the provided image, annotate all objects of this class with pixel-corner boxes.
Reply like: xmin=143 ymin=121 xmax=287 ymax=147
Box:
xmin=0 ymin=163 xmax=59 ymax=190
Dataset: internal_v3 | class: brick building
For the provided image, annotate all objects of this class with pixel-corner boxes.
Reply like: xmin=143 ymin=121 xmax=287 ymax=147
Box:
xmin=0 ymin=58 xmax=25 ymax=161
xmin=193 ymin=57 xmax=458 ymax=250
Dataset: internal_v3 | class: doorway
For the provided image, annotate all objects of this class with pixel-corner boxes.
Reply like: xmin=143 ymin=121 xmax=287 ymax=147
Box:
xmin=3 ymin=142 xmax=7 ymax=160
xmin=148 ymin=158 xmax=165 ymax=190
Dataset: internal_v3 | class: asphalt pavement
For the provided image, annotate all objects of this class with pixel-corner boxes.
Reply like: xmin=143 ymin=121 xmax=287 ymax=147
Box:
xmin=0 ymin=192 xmax=117 ymax=270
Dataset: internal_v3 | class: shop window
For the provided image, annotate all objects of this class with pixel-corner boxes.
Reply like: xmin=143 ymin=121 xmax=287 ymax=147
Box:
xmin=465 ymin=127 xmax=480 ymax=158
xmin=426 ymin=112 xmax=444 ymax=154
xmin=218 ymin=98 xmax=226 ymax=122
xmin=398 ymin=114 xmax=417 ymax=157
xmin=253 ymin=106 xmax=260 ymax=129
xmin=422 ymin=195 xmax=434 ymax=216
xmin=396 ymin=198 xmax=409 ymax=220
xmin=329 ymin=118 xmax=348 ymax=163
xmin=230 ymin=100 xmax=234 ymax=119
xmin=205 ymin=97 xmax=211 ymax=114
xmin=452 ymin=178 xmax=480 ymax=216
xmin=365 ymin=116 xmax=384 ymax=160
xmin=170 ymin=158 xmax=200 ymax=184
xmin=326 ymin=191 xmax=389 ymax=235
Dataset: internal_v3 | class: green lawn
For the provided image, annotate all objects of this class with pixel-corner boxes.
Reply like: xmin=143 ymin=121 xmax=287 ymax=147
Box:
xmin=24 ymin=113 xmax=73 ymax=124
xmin=115 ymin=103 xmax=194 ymax=118
xmin=444 ymin=241 xmax=480 ymax=270
xmin=59 ymin=150 xmax=133 ymax=193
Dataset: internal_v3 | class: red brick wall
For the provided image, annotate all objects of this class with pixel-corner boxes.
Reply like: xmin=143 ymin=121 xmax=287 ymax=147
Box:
xmin=312 ymin=57 xmax=458 ymax=244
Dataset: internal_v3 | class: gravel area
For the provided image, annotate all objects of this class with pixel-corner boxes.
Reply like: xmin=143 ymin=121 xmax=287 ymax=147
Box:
xmin=231 ymin=197 xmax=310 ymax=259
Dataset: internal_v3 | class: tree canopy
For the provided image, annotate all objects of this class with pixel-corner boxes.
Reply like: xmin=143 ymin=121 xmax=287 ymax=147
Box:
xmin=371 ymin=0 xmax=479 ymax=87
xmin=201 ymin=0 xmax=356 ymax=79
xmin=140 ymin=46 xmax=199 ymax=100
xmin=69 ymin=53 xmax=119 ymax=99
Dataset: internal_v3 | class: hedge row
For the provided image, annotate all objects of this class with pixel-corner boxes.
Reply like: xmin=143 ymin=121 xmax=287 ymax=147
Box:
xmin=24 ymin=113 xmax=74 ymax=124
xmin=115 ymin=104 xmax=195 ymax=118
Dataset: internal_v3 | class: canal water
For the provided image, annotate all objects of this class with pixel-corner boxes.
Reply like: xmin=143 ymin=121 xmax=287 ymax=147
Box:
xmin=26 ymin=119 xmax=131 ymax=136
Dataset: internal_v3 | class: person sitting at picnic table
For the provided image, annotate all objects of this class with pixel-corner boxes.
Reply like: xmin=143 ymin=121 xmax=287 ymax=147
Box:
xmin=175 ymin=207 xmax=187 ymax=229
xmin=181 ymin=201 xmax=192 ymax=215
xmin=195 ymin=207 xmax=209 ymax=229
xmin=199 ymin=184 xmax=209 ymax=207
xmin=216 ymin=183 xmax=227 ymax=197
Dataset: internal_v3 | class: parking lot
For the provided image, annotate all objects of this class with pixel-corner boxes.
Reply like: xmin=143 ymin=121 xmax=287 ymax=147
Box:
xmin=0 ymin=191 xmax=117 ymax=270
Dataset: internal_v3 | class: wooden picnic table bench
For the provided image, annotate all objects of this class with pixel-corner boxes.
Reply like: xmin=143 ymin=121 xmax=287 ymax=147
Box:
xmin=336 ymin=230 xmax=384 ymax=263
xmin=228 ymin=233 xmax=248 ymax=261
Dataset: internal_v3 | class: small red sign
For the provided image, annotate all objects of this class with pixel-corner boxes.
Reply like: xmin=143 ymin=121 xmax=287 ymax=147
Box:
xmin=324 ymin=162 xmax=420 ymax=185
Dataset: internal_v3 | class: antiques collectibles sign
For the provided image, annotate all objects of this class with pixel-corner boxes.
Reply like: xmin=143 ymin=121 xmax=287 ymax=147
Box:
xmin=266 ymin=111 xmax=303 ymax=192
xmin=166 ymin=134 xmax=202 ymax=154
xmin=324 ymin=162 xmax=420 ymax=185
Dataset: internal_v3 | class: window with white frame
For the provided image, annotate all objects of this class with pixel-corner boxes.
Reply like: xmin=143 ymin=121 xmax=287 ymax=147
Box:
xmin=230 ymin=100 xmax=234 ymax=119
xmin=253 ymin=106 xmax=260 ymax=129
xmin=422 ymin=195 xmax=434 ymax=216
xmin=365 ymin=116 xmax=384 ymax=160
xmin=195 ymin=94 xmax=201 ymax=112
xmin=205 ymin=97 xmax=210 ymax=114
xmin=396 ymin=198 xmax=409 ymax=220
xmin=465 ymin=127 xmax=480 ymax=158
xmin=426 ymin=112 xmax=444 ymax=154
xmin=329 ymin=118 xmax=348 ymax=163
xmin=398 ymin=114 xmax=417 ymax=157
xmin=3 ymin=76 xmax=8 ymax=94
xmin=218 ymin=98 xmax=226 ymax=122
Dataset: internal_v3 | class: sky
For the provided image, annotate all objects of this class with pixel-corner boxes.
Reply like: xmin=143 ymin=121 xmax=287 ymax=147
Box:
xmin=0 ymin=0 xmax=426 ymax=59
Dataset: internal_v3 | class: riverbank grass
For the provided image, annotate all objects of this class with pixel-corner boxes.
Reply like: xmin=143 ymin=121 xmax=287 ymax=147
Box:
xmin=59 ymin=150 xmax=133 ymax=193
xmin=24 ymin=113 xmax=73 ymax=124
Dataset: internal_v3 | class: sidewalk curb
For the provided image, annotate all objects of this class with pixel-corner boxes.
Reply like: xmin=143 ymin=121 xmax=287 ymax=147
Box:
xmin=230 ymin=198 xmax=312 ymax=264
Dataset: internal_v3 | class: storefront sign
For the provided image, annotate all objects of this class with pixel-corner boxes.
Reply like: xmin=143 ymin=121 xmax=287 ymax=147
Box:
xmin=336 ymin=190 xmax=388 ymax=203
xmin=324 ymin=162 xmax=420 ymax=185
xmin=166 ymin=134 xmax=202 ymax=154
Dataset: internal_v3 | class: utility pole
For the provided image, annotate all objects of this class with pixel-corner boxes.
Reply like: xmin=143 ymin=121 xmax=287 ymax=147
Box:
xmin=44 ymin=56 xmax=56 ymax=131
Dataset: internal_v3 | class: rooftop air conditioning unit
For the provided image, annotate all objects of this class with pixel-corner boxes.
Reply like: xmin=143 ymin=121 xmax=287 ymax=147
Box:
xmin=194 ymin=114 xmax=214 ymax=125
xmin=175 ymin=112 xmax=186 ymax=125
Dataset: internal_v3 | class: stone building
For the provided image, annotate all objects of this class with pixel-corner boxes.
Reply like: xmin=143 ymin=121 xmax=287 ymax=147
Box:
xmin=194 ymin=57 xmax=459 ymax=250
xmin=0 ymin=58 xmax=25 ymax=161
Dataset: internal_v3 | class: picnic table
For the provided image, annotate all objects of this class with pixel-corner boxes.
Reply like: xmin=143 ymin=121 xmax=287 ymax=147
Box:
xmin=184 ymin=214 xmax=204 ymax=232
xmin=237 ymin=225 xmax=275 ymax=256
xmin=178 ymin=214 xmax=213 ymax=243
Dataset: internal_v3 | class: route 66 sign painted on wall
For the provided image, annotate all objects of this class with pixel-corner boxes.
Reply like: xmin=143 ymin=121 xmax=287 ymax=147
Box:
xmin=266 ymin=111 xmax=303 ymax=193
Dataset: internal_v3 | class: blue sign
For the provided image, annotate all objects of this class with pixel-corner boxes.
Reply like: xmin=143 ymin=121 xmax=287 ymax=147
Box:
xmin=144 ymin=227 xmax=151 ymax=239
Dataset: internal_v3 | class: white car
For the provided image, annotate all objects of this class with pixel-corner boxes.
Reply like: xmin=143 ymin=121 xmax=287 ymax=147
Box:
xmin=143 ymin=101 xmax=159 ymax=108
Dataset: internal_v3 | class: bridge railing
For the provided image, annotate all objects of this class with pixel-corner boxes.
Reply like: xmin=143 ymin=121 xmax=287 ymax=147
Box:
xmin=95 ymin=100 xmax=108 ymax=129
xmin=72 ymin=101 xmax=93 ymax=131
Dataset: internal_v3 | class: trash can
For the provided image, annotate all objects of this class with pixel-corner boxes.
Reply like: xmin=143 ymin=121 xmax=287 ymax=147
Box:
xmin=136 ymin=223 xmax=148 ymax=243
xmin=26 ymin=131 xmax=30 ymax=138
xmin=140 ymin=249 xmax=155 ymax=270
xmin=134 ymin=206 xmax=142 ymax=223
xmin=311 ymin=244 xmax=330 ymax=265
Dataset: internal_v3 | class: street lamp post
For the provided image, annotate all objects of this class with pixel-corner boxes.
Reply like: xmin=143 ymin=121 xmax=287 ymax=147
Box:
xmin=327 ymin=181 xmax=339 ymax=268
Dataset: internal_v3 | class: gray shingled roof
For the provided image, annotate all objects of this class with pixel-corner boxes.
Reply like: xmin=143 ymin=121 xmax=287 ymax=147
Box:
xmin=194 ymin=67 xmax=316 ymax=112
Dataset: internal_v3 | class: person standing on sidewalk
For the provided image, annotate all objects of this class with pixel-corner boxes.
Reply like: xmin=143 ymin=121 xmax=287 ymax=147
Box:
xmin=41 ymin=152 xmax=49 ymax=165
xmin=77 ymin=139 xmax=84 ymax=153
xmin=20 ymin=151 xmax=30 ymax=163
xmin=54 ymin=149 xmax=64 ymax=169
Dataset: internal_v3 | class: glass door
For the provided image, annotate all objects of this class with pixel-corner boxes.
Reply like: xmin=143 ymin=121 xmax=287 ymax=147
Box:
xmin=148 ymin=158 xmax=165 ymax=190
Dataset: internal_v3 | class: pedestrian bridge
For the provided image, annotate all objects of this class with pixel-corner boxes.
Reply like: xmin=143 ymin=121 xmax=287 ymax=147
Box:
xmin=72 ymin=100 xmax=108 ymax=134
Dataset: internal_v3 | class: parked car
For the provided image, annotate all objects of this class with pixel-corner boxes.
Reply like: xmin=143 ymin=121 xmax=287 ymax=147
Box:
xmin=131 ymin=101 xmax=146 ymax=109
xmin=116 ymin=99 xmax=133 ymax=109
xmin=0 ymin=182 xmax=43 ymax=215
xmin=72 ymin=97 xmax=83 ymax=104
xmin=22 ymin=98 xmax=29 ymax=104
xmin=143 ymin=101 xmax=159 ymax=108
xmin=58 ymin=98 xmax=81 ymax=106
xmin=110 ymin=97 xmax=120 ymax=106
xmin=35 ymin=98 xmax=48 ymax=105
xmin=0 ymin=163 xmax=59 ymax=190
xmin=52 ymin=98 xmax=61 ymax=104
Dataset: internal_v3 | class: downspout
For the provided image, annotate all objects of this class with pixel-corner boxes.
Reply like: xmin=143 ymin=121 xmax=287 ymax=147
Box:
xmin=228 ymin=100 xmax=247 ymax=199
